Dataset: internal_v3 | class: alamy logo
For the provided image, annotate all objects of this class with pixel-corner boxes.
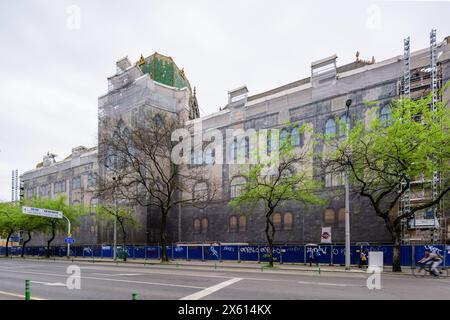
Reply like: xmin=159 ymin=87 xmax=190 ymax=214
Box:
xmin=66 ymin=265 xmax=81 ymax=290
xmin=66 ymin=5 xmax=81 ymax=30
xmin=366 ymin=266 xmax=381 ymax=290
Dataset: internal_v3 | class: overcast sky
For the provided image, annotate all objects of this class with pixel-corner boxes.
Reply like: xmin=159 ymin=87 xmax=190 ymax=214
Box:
xmin=0 ymin=0 xmax=449 ymax=201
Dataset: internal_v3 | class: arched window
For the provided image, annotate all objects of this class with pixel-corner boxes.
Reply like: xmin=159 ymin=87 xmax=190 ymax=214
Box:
xmin=273 ymin=213 xmax=282 ymax=230
xmin=338 ymin=208 xmax=346 ymax=226
xmin=325 ymin=118 xmax=337 ymax=136
xmin=291 ymin=127 xmax=301 ymax=146
xmin=229 ymin=215 xmax=238 ymax=233
xmin=380 ymin=106 xmax=390 ymax=126
xmin=238 ymin=137 xmax=249 ymax=160
xmin=324 ymin=209 xmax=336 ymax=226
xmin=201 ymin=218 xmax=208 ymax=234
xmin=230 ymin=176 xmax=246 ymax=199
xmin=204 ymin=147 xmax=215 ymax=165
xmin=280 ymin=129 xmax=288 ymax=147
xmin=239 ymin=215 xmax=247 ymax=232
xmin=193 ymin=182 xmax=208 ymax=201
xmin=284 ymin=212 xmax=293 ymax=231
xmin=339 ymin=115 xmax=350 ymax=137
xmin=193 ymin=219 xmax=201 ymax=234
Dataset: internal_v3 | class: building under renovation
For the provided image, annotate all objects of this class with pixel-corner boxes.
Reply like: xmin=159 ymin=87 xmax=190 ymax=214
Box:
xmin=20 ymin=32 xmax=450 ymax=246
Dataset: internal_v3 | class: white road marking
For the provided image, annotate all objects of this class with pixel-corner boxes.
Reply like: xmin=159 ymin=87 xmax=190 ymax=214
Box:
xmin=31 ymin=281 xmax=66 ymax=287
xmin=0 ymin=267 xmax=205 ymax=289
xmin=180 ymin=277 xmax=242 ymax=300
xmin=91 ymin=273 xmax=141 ymax=277
xmin=298 ymin=280 xmax=364 ymax=287
xmin=0 ymin=290 xmax=47 ymax=300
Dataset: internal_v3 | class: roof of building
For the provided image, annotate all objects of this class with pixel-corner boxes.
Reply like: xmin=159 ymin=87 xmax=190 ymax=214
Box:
xmin=137 ymin=52 xmax=192 ymax=91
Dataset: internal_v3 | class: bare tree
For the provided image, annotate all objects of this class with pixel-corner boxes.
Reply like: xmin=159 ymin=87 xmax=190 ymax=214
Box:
xmin=97 ymin=110 xmax=215 ymax=262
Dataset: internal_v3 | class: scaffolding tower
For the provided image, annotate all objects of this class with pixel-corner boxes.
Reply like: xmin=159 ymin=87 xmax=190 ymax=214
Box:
xmin=399 ymin=30 xmax=445 ymax=244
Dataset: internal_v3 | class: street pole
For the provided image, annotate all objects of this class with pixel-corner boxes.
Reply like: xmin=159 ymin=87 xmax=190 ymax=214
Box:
xmin=345 ymin=99 xmax=352 ymax=270
xmin=113 ymin=197 xmax=117 ymax=261
xmin=63 ymin=214 xmax=71 ymax=258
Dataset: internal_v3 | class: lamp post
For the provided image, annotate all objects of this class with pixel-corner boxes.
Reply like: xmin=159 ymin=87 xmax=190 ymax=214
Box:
xmin=345 ymin=98 xmax=352 ymax=270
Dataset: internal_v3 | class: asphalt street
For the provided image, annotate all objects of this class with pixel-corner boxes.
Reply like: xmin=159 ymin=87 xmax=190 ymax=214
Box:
xmin=0 ymin=258 xmax=449 ymax=300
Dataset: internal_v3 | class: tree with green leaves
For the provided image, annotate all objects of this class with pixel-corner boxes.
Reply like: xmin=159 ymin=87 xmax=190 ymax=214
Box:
xmin=15 ymin=213 xmax=47 ymax=258
xmin=27 ymin=196 xmax=85 ymax=258
xmin=229 ymin=125 xmax=323 ymax=267
xmin=96 ymin=204 xmax=140 ymax=261
xmin=0 ymin=202 xmax=21 ymax=257
xmin=323 ymin=91 xmax=449 ymax=272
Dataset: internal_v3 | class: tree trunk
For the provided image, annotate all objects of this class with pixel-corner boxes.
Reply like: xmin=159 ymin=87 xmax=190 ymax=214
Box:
xmin=21 ymin=231 xmax=32 ymax=258
xmin=46 ymin=225 xmax=56 ymax=258
xmin=392 ymin=234 xmax=402 ymax=272
xmin=5 ymin=231 xmax=13 ymax=257
xmin=120 ymin=222 xmax=127 ymax=262
xmin=160 ymin=213 xmax=168 ymax=262
xmin=264 ymin=217 xmax=275 ymax=267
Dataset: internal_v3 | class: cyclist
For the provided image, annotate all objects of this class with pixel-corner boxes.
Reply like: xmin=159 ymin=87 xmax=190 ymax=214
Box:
xmin=418 ymin=249 xmax=443 ymax=277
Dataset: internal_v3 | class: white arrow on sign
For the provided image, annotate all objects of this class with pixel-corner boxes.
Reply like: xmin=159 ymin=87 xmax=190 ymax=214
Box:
xmin=22 ymin=206 xmax=63 ymax=219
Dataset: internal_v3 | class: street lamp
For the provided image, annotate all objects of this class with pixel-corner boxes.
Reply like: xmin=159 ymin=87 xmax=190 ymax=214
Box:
xmin=345 ymin=98 xmax=352 ymax=270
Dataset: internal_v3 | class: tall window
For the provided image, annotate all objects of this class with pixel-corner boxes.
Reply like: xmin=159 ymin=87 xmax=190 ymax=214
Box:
xmin=201 ymin=218 xmax=208 ymax=234
xmin=54 ymin=181 xmax=66 ymax=193
xmin=193 ymin=219 xmax=201 ymax=234
xmin=380 ymin=106 xmax=390 ymax=126
xmin=39 ymin=184 xmax=50 ymax=198
xmin=273 ymin=213 xmax=282 ymax=230
xmin=338 ymin=208 xmax=346 ymax=227
xmin=325 ymin=118 xmax=337 ymax=136
xmin=324 ymin=209 xmax=336 ymax=226
xmin=284 ymin=212 xmax=293 ymax=231
xmin=291 ymin=127 xmax=301 ymax=146
xmin=229 ymin=215 xmax=238 ymax=233
xmin=87 ymin=173 xmax=96 ymax=188
xmin=339 ymin=115 xmax=350 ymax=137
xmin=239 ymin=215 xmax=247 ymax=232
xmin=230 ymin=139 xmax=238 ymax=161
xmin=230 ymin=177 xmax=246 ymax=199
xmin=280 ymin=129 xmax=288 ymax=147
xmin=267 ymin=131 xmax=276 ymax=154
xmin=193 ymin=182 xmax=208 ymax=201
xmin=204 ymin=147 xmax=215 ymax=165
xmin=72 ymin=176 xmax=82 ymax=190
xmin=238 ymin=137 xmax=249 ymax=160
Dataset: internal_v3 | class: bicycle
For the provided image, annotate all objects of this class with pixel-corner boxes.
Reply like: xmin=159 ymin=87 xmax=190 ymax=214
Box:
xmin=413 ymin=262 xmax=449 ymax=278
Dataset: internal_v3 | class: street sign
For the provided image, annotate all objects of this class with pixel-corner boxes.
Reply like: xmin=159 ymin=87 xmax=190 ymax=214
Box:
xmin=64 ymin=237 xmax=75 ymax=244
xmin=22 ymin=206 xmax=63 ymax=219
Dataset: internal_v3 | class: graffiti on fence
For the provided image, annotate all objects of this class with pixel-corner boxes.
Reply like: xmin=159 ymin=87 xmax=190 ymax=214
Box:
xmin=209 ymin=246 xmax=219 ymax=258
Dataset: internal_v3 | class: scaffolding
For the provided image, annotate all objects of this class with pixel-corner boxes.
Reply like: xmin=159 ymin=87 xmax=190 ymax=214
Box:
xmin=399 ymin=30 xmax=446 ymax=244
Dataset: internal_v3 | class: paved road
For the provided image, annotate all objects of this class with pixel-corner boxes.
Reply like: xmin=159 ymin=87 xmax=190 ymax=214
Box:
xmin=0 ymin=259 xmax=448 ymax=300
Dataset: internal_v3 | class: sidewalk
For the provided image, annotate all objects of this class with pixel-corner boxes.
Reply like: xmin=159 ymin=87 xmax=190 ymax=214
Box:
xmin=3 ymin=255 xmax=413 ymax=275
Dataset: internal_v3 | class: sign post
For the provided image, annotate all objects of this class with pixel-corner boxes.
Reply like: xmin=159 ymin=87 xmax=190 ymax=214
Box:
xmin=22 ymin=206 xmax=72 ymax=258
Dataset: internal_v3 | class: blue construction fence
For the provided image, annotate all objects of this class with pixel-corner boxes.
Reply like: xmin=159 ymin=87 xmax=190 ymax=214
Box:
xmin=1 ymin=244 xmax=449 ymax=267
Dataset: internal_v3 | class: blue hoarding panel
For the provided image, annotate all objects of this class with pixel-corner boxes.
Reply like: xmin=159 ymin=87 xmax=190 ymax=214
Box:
xmin=173 ymin=246 xmax=187 ymax=259
xmin=204 ymin=246 xmax=220 ymax=260
xmin=221 ymin=245 xmax=238 ymax=260
xmin=239 ymin=246 xmax=259 ymax=262
xmin=145 ymin=246 xmax=159 ymax=259
xmin=188 ymin=246 xmax=203 ymax=260
xmin=282 ymin=246 xmax=304 ymax=263
xmin=258 ymin=246 xmax=282 ymax=263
